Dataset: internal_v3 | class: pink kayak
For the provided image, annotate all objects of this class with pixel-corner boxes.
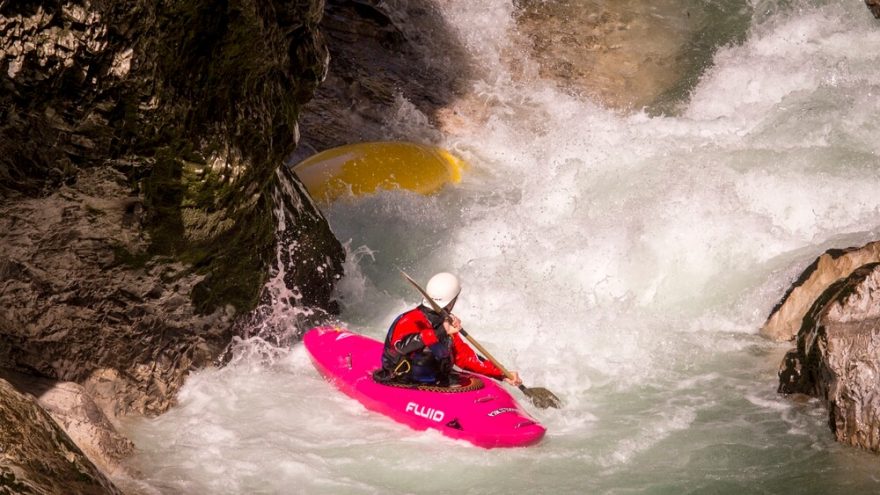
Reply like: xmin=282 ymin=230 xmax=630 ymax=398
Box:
xmin=303 ymin=326 xmax=546 ymax=448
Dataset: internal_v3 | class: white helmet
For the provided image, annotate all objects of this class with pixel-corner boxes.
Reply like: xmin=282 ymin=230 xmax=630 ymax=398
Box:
xmin=422 ymin=272 xmax=461 ymax=310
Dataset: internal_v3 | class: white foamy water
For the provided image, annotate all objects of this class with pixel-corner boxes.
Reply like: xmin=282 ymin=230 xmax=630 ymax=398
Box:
xmin=121 ymin=1 xmax=880 ymax=493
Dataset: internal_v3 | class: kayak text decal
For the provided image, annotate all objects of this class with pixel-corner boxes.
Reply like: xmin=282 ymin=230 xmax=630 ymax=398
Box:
xmin=405 ymin=401 xmax=445 ymax=422
xmin=488 ymin=407 xmax=517 ymax=417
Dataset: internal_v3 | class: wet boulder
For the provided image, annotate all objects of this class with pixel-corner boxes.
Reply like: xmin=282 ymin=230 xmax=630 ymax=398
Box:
xmin=0 ymin=0 xmax=343 ymax=421
xmin=777 ymin=262 xmax=880 ymax=452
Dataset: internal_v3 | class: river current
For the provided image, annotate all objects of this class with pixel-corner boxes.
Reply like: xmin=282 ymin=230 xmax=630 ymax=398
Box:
xmin=121 ymin=1 xmax=880 ymax=493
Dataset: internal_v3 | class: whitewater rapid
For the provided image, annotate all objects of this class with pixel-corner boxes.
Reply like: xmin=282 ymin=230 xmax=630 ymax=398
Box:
xmin=121 ymin=1 xmax=880 ymax=494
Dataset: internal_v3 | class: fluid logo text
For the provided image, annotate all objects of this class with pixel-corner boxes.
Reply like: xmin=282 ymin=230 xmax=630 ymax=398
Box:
xmin=405 ymin=402 xmax=445 ymax=422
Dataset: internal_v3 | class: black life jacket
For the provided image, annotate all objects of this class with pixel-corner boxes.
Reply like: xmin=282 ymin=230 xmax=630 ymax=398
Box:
xmin=375 ymin=306 xmax=453 ymax=385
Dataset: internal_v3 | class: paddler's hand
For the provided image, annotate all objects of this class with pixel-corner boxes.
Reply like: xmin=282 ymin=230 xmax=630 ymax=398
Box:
xmin=443 ymin=314 xmax=462 ymax=335
xmin=504 ymin=371 xmax=523 ymax=387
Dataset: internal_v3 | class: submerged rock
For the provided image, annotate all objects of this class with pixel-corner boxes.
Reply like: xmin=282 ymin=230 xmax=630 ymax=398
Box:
xmin=0 ymin=378 xmax=122 ymax=495
xmin=513 ymin=0 xmax=751 ymax=114
xmin=761 ymin=241 xmax=880 ymax=342
xmin=777 ymin=262 xmax=880 ymax=452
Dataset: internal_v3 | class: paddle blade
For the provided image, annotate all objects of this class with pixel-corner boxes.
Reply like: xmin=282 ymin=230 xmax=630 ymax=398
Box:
xmin=522 ymin=386 xmax=562 ymax=409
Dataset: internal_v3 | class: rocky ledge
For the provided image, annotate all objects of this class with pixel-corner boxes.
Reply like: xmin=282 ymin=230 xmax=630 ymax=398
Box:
xmin=769 ymin=241 xmax=880 ymax=453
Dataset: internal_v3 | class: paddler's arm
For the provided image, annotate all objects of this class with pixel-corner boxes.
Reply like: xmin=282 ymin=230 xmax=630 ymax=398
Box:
xmin=448 ymin=332 xmax=523 ymax=386
xmin=449 ymin=333 xmax=502 ymax=378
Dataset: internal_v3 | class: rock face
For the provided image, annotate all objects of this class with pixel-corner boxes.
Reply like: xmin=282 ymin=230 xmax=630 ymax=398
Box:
xmin=0 ymin=378 xmax=122 ymax=495
xmin=761 ymin=241 xmax=880 ymax=342
xmin=0 ymin=0 xmax=344 ymax=419
xmin=777 ymin=262 xmax=880 ymax=452
xmin=0 ymin=167 xmax=235 ymax=419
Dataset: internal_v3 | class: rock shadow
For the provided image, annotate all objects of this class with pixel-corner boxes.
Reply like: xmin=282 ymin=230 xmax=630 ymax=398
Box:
xmin=296 ymin=0 xmax=476 ymax=157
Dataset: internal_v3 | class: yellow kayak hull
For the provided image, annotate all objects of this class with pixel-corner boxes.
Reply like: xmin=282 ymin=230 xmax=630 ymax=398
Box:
xmin=293 ymin=141 xmax=465 ymax=204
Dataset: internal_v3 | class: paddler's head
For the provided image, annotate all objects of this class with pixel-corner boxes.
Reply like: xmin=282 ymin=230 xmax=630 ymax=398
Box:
xmin=423 ymin=272 xmax=461 ymax=313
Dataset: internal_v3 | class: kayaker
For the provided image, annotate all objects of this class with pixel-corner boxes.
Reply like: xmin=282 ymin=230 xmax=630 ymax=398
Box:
xmin=375 ymin=272 xmax=523 ymax=387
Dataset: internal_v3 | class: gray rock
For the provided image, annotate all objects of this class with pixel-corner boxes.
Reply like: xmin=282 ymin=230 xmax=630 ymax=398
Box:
xmin=777 ymin=262 xmax=880 ymax=452
xmin=0 ymin=378 xmax=122 ymax=495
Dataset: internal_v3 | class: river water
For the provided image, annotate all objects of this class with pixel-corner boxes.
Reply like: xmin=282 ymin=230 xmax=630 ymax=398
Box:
xmin=121 ymin=1 xmax=880 ymax=493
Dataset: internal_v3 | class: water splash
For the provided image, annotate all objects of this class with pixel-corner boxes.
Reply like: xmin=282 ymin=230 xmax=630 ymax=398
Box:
xmin=228 ymin=168 xmax=329 ymax=359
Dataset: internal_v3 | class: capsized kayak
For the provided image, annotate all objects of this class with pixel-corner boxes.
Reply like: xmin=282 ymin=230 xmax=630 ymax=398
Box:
xmin=292 ymin=141 xmax=465 ymax=204
xmin=303 ymin=326 xmax=546 ymax=448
